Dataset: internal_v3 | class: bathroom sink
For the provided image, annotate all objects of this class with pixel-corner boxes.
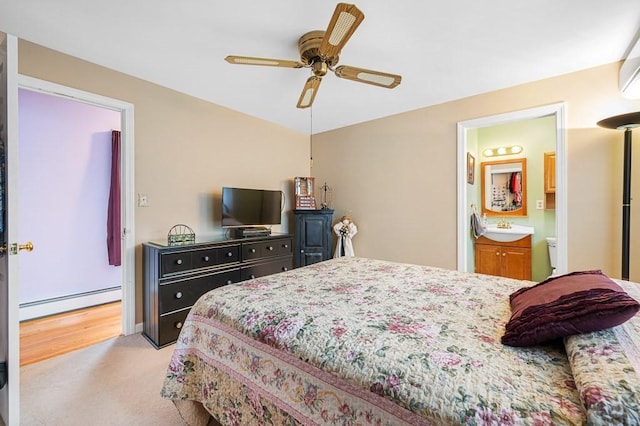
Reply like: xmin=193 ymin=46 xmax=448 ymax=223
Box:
xmin=482 ymin=224 xmax=535 ymax=242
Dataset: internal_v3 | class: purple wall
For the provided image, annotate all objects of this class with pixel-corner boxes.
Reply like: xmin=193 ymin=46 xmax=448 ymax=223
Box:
xmin=18 ymin=89 xmax=122 ymax=304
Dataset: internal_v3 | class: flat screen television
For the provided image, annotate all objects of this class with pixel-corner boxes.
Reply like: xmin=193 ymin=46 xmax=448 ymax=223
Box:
xmin=221 ymin=187 xmax=283 ymax=228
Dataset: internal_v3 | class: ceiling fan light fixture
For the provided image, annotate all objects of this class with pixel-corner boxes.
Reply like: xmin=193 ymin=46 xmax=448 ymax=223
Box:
xmin=226 ymin=3 xmax=400 ymax=109
xmin=312 ymin=61 xmax=329 ymax=77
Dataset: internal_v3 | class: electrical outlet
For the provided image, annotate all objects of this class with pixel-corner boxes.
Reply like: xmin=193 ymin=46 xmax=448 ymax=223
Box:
xmin=138 ymin=193 xmax=149 ymax=207
xmin=536 ymin=200 xmax=544 ymax=210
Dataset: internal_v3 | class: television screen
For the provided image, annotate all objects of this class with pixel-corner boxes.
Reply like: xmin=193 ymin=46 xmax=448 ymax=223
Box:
xmin=221 ymin=187 xmax=282 ymax=228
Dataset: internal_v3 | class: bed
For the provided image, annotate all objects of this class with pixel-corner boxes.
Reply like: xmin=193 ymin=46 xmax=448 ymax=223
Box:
xmin=161 ymin=256 xmax=640 ymax=425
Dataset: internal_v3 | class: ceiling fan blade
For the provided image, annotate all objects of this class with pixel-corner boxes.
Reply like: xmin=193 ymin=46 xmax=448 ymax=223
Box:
xmin=319 ymin=3 xmax=365 ymax=58
xmin=225 ymin=55 xmax=304 ymax=68
xmin=334 ymin=65 xmax=402 ymax=88
xmin=297 ymin=76 xmax=322 ymax=109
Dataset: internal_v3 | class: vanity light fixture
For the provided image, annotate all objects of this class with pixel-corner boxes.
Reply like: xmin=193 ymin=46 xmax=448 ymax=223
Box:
xmin=482 ymin=145 xmax=523 ymax=157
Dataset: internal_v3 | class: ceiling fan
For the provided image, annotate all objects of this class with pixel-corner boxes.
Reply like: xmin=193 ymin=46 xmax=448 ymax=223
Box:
xmin=225 ymin=3 xmax=402 ymax=109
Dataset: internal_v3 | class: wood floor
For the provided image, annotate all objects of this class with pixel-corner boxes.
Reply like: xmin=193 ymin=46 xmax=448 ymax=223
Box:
xmin=19 ymin=301 xmax=122 ymax=366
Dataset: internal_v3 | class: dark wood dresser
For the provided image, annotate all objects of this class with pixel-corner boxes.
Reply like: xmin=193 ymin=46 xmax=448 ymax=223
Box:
xmin=143 ymin=234 xmax=293 ymax=348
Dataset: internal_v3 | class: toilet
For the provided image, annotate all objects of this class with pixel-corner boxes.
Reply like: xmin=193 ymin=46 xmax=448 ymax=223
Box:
xmin=546 ymin=237 xmax=557 ymax=276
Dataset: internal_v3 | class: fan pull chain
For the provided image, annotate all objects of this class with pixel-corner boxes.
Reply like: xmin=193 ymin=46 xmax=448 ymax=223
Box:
xmin=310 ymin=105 xmax=314 ymax=172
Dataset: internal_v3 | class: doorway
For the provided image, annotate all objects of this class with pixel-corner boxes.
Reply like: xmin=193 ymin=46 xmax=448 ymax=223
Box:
xmin=456 ymin=103 xmax=567 ymax=277
xmin=17 ymin=75 xmax=136 ymax=335
xmin=18 ymin=88 xmax=122 ymax=321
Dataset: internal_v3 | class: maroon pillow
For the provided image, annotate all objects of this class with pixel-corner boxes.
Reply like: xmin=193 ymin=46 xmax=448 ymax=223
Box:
xmin=502 ymin=270 xmax=640 ymax=347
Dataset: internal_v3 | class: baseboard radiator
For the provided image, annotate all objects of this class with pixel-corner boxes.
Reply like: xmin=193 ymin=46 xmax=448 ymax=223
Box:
xmin=19 ymin=287 xmax=122 ymax=321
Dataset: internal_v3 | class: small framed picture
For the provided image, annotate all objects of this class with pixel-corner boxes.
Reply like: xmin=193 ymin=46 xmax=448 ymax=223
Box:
xmin=467 ymin=153 xmax=475 ymax=184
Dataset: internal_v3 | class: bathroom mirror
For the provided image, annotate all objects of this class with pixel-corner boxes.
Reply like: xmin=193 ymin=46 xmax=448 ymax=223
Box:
xmin=480 ymin=158 xmax=527 ymax=217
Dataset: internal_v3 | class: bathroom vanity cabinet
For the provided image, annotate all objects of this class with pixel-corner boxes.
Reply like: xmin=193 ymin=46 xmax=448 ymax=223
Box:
xmin=474 ymin=235 xmax=532 ymax=281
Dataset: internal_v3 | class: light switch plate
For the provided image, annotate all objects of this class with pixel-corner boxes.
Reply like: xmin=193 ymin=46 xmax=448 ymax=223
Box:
xmin=138 ymin=193 xmax=149 ymax=207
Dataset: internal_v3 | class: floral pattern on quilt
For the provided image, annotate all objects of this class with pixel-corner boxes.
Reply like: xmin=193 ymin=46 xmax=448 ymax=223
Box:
xmin=164 ymin=320 xmax=432 ymax=426
xmin=162 ymin=257 xmax=588 ymax=425
xmin=163 ymin=352 xmax=305 ymax=426
xmin=564 ymin=279 xmax=640 ymax=426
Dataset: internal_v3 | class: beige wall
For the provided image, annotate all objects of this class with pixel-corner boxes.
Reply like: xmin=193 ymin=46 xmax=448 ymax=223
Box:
xmin=313 ymin=62 xmax=640 ymax=282
xmin=17 ymin=40 xmax=640 ymax=325
xmin=17 ymin=41 xmax=310 ymax=323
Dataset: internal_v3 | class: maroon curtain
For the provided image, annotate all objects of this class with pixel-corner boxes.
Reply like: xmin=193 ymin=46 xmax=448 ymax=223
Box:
xmin=107 ymin=130 xmax=122 ymax=266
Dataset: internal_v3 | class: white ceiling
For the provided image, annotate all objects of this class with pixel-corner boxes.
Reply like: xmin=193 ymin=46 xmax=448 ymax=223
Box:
xmin=2 ymin=0 xmax=640 ymax=134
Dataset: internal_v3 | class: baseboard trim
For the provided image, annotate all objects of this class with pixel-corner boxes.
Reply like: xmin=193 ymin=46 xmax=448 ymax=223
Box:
xmin=19 ymin=288 xmax=122 ymax=321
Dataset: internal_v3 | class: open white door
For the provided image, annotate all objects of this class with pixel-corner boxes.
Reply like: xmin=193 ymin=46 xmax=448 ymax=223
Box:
xmin=0 ymin=33 xmax=21 ymax=426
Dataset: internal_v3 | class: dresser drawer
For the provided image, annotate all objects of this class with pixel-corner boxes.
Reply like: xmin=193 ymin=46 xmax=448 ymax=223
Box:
xmin=274 ymin=238 xmax=293 ymax=256
xmin=158 ymin=309 xmax=190 ymax=347
xmin=242 ymin=242 xmax=262 ymax=260
xmin=191 ymin=248 xmax=218 ymax=269
xmin=161 ymin=252 xmax=192 ymax=276
xmin=159 ymin=269 xmax=241 ymax=313
xmin=215 ymin=244 xmax=240 ymax=265
xmin=243 ymin=239 xmax=292 ymax=261
xmin=241 ymin=257 xmax=293 ymax=281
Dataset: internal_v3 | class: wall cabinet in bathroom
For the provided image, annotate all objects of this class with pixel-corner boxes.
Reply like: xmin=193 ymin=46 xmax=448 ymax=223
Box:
xmin=474 ymin=235 xmax=532 ymax=281
xmin=544 ymin=152 xmax=556 ymax=210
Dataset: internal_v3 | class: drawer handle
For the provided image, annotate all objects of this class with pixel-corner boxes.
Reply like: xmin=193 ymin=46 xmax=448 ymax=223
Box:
xmin=175 ymin=292 xmax=182 ymax=299
xmin=226 ymin=252 xmax=233 ymax=257
xmin=496 ymin=252 xmax=500 ymax=256
xmin=283 ymin=244 xmax=289 ymax=248
xmin=176 ymin=259 xmax=183 ymax=265
xmin=503 ymin=253 xmax=507 ymax=257
xmin=282 ymin=267 xmax=288 ymax=271
xmin=226 ymin=280 xmax=233 ymax=285
xmin=250 ymin=248 xmax=256 ymax=253
xmin=250 ymin=274 xmax=256 ymax=279
xmin=203 ymin=256 xmax=210 ymax=262
xmin=175 ymin=321 xmax=183 ymax=329
xmin=267 ymin=246 xmax=274 ymax=251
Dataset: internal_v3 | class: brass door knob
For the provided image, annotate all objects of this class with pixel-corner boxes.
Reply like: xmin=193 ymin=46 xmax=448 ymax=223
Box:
xmin=19 ymin=242 xmax=34 ymax=252
xmin=1 ymin=242 xmax=35 ymax=255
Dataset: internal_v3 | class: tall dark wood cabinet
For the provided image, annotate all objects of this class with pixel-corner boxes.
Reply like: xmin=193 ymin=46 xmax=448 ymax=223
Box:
xmin=294 ymin=209 xmax=334 ymax=267
xmin=143 ymin=234 xmax=293 ymax=348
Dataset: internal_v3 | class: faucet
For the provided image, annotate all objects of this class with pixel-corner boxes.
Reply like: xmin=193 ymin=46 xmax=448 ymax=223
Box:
xmin=497 ymin=217 xmax=511 ymax=229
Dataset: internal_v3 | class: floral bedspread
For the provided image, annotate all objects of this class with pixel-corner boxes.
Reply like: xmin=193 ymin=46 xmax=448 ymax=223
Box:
xmin=162 ymin=257 xmax=602 ymax=425
xmin=564 ymin=279 xmax=640 ymax=425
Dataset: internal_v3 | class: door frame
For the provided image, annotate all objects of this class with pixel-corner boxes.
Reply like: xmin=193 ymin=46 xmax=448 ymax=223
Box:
xmin=17 ymin=75 xmax=136 ymax=336
xmin=456 ymin=103 xmax=568 ymax=275
xmin=1 ymin=32 xmax=19 ymax=426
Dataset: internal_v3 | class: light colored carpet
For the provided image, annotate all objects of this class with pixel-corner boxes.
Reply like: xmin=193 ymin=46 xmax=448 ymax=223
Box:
xmin=20 ymin=333 xmax=187 ymax=425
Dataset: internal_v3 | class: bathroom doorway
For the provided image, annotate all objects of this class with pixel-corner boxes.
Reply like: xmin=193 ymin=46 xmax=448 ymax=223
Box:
xmin=456 ymin=103 xmax=567 ymax=279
